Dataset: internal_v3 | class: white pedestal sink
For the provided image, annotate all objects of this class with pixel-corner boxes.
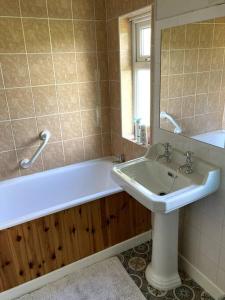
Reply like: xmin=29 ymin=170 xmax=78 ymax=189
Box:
xmin=112 ymin=143 xmax=220 ymax=291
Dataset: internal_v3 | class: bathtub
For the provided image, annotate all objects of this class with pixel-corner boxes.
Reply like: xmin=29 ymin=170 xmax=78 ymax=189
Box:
xmin=192 ymin=130 xmax=225 ymax=148
xmin=0 ymin=157 xmax=122 ymax=231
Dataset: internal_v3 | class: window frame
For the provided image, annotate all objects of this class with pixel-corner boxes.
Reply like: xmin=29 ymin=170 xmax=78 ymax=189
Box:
xmin=132 ymin=16 xmax=151 ymax=128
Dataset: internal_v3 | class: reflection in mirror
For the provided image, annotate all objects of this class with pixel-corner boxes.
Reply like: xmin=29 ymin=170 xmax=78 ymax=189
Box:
xmin=160 ymin=16 xmax=225 ymax=148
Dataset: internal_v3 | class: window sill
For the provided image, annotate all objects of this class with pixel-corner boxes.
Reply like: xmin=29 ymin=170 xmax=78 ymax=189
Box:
xmin=123 ymin=134 xmax=149 ymax=148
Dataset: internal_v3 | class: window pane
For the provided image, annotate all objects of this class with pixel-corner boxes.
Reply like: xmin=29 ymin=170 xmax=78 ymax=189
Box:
xmin=141 ymin=27 xmax=150 ymax=57
xmin=136 ymin=68 xmax=150 ymax=126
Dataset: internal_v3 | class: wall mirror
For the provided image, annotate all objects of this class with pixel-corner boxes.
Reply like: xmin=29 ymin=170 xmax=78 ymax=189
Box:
xmin=159 ymin=15 xmax=225 ymax=148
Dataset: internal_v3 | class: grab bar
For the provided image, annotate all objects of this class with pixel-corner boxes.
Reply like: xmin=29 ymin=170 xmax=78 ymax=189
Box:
xmin=20 ymin=130 xmax=51 ymax=169
xmin=160 ymin=111 xmax=182 ymax=134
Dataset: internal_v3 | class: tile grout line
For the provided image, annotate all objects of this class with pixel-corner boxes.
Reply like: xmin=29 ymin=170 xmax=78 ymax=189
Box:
xmin=18 ymin=0 xmax=45 ymax=172
xmin=93 ymin=0 xmax=104 ymax=157
xmin=71 ymin=0 xmax=86 ymax=162
xmin=0 ymin=63 xmax=21 ymax=176
xmin=46 ymin=0 xmax=66 ymax=166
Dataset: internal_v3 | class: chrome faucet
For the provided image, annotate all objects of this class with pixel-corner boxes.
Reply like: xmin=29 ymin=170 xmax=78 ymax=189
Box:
xmin=157 ymin=142 xmax=172 ymax=163
xmin=179 ymin=151 xmax=194 ymax=174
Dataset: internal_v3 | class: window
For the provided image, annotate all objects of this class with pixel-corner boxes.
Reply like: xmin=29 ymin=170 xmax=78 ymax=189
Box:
xmin=132 ymin=17 xmax=151 ymax=129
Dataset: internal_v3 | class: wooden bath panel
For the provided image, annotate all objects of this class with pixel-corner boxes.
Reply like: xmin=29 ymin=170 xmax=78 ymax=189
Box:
xmin=0 ymin=192 xmax=151 ymax=292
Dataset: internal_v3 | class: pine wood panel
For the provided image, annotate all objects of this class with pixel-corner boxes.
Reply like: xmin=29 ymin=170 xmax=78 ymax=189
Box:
xmin=0 ymin=192 xmax=151 ymax=292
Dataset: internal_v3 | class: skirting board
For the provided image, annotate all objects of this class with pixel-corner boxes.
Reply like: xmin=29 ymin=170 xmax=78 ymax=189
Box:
xmin=0 ymin=230 xmax=152 ymax=300
xmin=179 ymin=255 xmax=225 ymax=300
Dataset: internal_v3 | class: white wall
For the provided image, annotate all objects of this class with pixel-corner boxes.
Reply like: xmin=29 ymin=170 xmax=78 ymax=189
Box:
xmin=152 ymin=1 xmax=225 ymax=293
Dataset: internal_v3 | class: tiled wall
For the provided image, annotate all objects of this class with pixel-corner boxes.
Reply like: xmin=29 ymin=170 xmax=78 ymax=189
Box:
xmin=106 ymin=0 xmax=152 ymax=161
xmin=160 ymin=17 xmax=225 ymax=136
xmin=0 ymin=0 xmax=110 ymax=180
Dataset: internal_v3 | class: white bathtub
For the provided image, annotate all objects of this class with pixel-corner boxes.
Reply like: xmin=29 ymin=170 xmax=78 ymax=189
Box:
xmin=192 ymin=130 xmax=225 ymax=148
xmin=0 ymin=157 xmax=122 ymax=231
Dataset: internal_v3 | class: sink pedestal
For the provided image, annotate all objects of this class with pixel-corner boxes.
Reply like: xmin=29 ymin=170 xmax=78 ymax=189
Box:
xmin=146 ymin=210 xmax=181 ymax=290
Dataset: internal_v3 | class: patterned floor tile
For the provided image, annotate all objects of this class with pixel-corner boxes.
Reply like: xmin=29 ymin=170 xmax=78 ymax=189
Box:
xmin=118 ymin=242 xmax=214 ymax=300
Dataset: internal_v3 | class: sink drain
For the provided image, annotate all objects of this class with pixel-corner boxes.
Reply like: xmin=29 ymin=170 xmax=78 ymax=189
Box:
xmin=158 ymin=192 xmax=167 ymax=196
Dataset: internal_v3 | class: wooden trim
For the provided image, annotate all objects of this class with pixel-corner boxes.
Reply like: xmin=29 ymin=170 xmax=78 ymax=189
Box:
xmin=0 ymin=192 xmax=151 ymax=292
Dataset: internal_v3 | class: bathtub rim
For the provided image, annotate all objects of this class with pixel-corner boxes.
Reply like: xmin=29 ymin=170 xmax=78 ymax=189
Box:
xmin=0 ymin=156 xmax=123 ymax=231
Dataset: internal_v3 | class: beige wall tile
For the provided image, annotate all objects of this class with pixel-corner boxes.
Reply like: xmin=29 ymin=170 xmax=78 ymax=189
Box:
xmin=47 ymin=0 xmax=72 ymax=19
xmin=100 ymin=81 xmax=109 ymax=107
xmin=20 ymin=0 xmax=47 ymax=17
xmin=102 ymin=133 xmax=111 ymax=156
xmin=37 ymin=115 xmax=61 ymax=142
xmin=0 ymin=54 xmax=30 ymax=88
xmin=81 ymin=110 xmax=101 ymax=136
xmin=183 ymin=74 xmax=196 ymax=96
xmin=167 ymin=98 xmax=182 ymax=119
xmin=213 ymin=24 xmax=225 ymax=47
xmin=79 ymin=82 xmax=98 ymax=109
xmin=6 ymin=87 xmax=34 ymax=119
xmin=209 ymin=71 xmax=222 ymax=93
xmin=101 ymin=108 xmax=111 ymax=133
xmin=0 ymin=121 xmax=14 ymax=151
xmin=98 ymin=52 xmax=109 ymax=80
xmin=32 ymin=85 xmax=58 ymax=116
xmin=17 ymin=146 xmax=43 ymax=175
xmin=108 ymin=51 xmax=119 ymax=80
xmin=182 ymin=96 xmax=195 ymax=118
xmin=211 ymin=48 xmax=224 ymax=70
xmin=161 ymin=28 xmax=171 ymax=50
xmin=161 ymin=76 xmax=169 ymax=99
xmin=197 ymin=72 xmax=210 ymax=94
xmin=60 ymin=112 xmax=82 ymax=139
xmin=50 ymin=20 xmax=75 ymax=53
xmin=185 ymin=24 xmax=200 ymax=49
xmin=64 ymin=138 xmax=84 ymax=164
xmin=208 ymin=93 xmax=221 ymax=113
xmin=42 ymin=142 xmax=65 ymax=170
xmin=53 ymin=53 xmax=77 ymax=84
xmin=0 ymin=18 xmax=25 ymax=53
xmin=74 ymin=21 xmax=96 ymax=52
xmin=170 ymin=26 xmax=185 ymax=49
xmin=57 ymin=83 xmax=79 ymax=112
xmin=0 ymin=0 xmax=20 ymax=16
xmin=199 ymin=24 xmax=214 ymax=48
xmin=23 ymin=19 xmax=51 ymax=53
xmin=198 ymin=49 xmax=212 ymax=72
xmin=110 ymin=80 xmax=120 ymax=108
xmin=12 ymin=118 xmax=38 ymax=148
xmin=28 ymin=54 xmax=55 ymax=86
xmin=169 ymin=75 xmax=183 ymax=98
xmin=76 ymin=53 xmax=97 ymax=82
xmin=96 ymin=21 xmax=107 ymax=51
xmin=111 ymin=108 xmax=121 ymax=134
xmin=107 ymin=19 xmax=119 ymax=51
xmin=195 ymin=94 xmax=208 ymax=115
xmin=169 ymin=50 xmax=184 ymax=75
xmin=94 ymin=0 xmax=106 ymax=20
xmin=84 ymin=135 xmax=102 ymax=160
xmin=0 ymin=90 xmax=9 ymax=121
xmin=72 ymin=0 xmax=94 ymax=19
xmin=184 ymin=49 xmax=198 ymax=73
xmin=161 ymin=51 xmax=169 ymax=75
xmin=0 ymin=150 xmax=19 ymax=180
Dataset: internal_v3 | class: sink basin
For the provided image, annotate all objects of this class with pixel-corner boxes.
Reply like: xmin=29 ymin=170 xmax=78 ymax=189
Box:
xmin=112 ymin=143 xmax=220 ymax=291
xmin=112 ymin=144 xmax=220 ymax=214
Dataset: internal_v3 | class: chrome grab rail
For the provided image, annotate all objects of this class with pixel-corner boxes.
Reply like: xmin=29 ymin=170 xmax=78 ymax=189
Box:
xmin=160 ymin=111 xmax=182 ymax=134
xmin=20 ymin=130 xmax=51 ymax=169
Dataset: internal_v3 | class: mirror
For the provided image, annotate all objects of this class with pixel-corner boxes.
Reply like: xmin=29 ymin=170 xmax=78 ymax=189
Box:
xmin=159 ymin=16 xmax=225 ymax=148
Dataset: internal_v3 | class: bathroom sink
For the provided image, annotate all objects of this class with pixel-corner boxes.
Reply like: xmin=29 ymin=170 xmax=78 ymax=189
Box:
xmin=112 ymin=143 xmax=220 ymax=291
xmin=112 ymin=143 xmax=220 ymax=213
